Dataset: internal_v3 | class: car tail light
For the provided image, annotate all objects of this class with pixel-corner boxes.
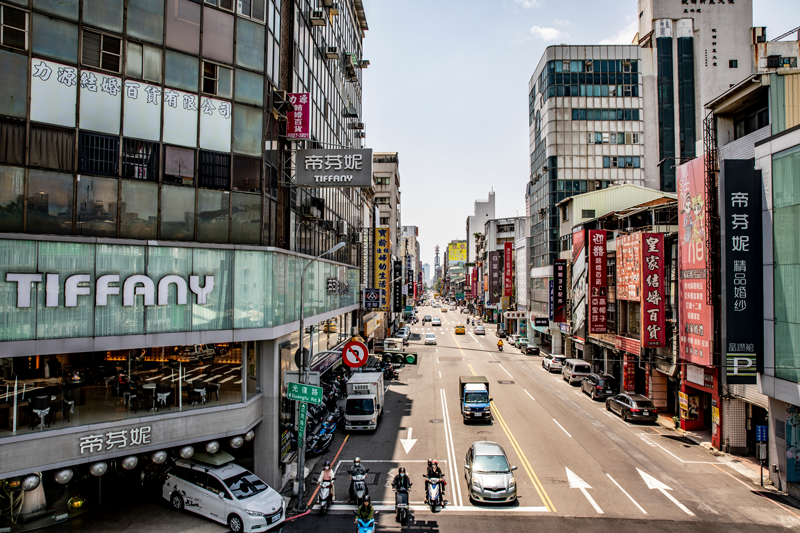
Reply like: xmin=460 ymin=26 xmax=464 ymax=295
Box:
xmin=652 ymin=409 xmax=658 ymax=414
xmin=630 ymin=408 xmax=640 ymax=413
xmin=596 ymin=385 xmax=603 ymax=390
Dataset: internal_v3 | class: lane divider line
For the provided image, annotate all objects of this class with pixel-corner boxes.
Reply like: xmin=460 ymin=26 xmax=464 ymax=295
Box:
xmin=499 ymin=365 xmax=514 ymax=379
xmin=606 ymin=473 xmax=647 ymax=514
xmin=440 ymin=388 xmax=464 ymax=507
xmin=523 ymin=389 xmax=535 ymax=401
xmin=553 ymin=419 xmax=572 ymax=438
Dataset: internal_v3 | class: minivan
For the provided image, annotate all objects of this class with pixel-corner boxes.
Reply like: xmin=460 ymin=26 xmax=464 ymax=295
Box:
xmin=562 ymin=359 xmax=592 ymax=385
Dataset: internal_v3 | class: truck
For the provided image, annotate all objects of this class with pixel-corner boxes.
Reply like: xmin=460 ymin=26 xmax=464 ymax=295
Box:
xmin=168 ymin=344 xmax=216 ymax=366
xmin=459 ymin=376 xmax=491 ymax=423
xmin=344 ymin=372 xmax=385 ymax=431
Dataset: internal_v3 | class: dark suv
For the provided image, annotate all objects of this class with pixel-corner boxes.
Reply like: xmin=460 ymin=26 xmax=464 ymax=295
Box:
xmin=581 ymin=373 xmax=617 ymax=401
xmin=605 ymin=393 xmax=658 ymax=423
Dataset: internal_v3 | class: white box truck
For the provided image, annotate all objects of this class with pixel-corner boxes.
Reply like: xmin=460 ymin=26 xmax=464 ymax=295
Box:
xmin=344 ymin=372 xmax=385 ymax=431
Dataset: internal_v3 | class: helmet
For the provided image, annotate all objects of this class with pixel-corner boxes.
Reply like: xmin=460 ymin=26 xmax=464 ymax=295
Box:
xmin=432 ymin=459 xmax=438 ymax=466
xmin=364 ymin=495 xmax=371 ymax=504
xmin=323 ymin=460 xmax=331 ymax=470
xmin=354 ymin=457 xmax=361 ymax=465
xmin=427 ymin=459 xmax=433 ymax=467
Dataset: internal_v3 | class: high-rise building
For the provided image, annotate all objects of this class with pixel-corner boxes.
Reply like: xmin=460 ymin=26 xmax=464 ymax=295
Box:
xmin=528 ymin=44 xmax=645 ymax=267
xmin=466 ymin=190 xmax=495 ymax=262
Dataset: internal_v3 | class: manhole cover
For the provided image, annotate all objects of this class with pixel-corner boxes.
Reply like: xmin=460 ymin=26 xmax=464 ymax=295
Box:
xmin=497 ymin=380 xmax=515 ymax=384
xmin=368 ymin=472 xmax=381 ymax=486
xmin=660 ymin=435 xmax=698 ymax=446
xmin=430 ymin=419 xmax=443 ymax=424
xmin=439 ymin=357 xmax=464 ymax=361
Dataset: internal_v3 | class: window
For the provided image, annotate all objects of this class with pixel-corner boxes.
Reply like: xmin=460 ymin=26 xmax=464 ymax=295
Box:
xmin=380 ymin=217 xmax=389 ymax=225
xmin=160 ymin=184 xmax=195 ymax=240
xmin=205 ymin=0 xmax=234 ymax=11
xmin=232 ymin=104 xmax=261 ymax=156
xmin=163 ymin=145 xmax=195 ymax=185
xmin=603 ymin=156 xmax=610 ymax=168
xmin=0 ymin=50 xmax=27 ymax=118
xmin=602 ymin=132 xmax=609 ymax=144
xmin=231 ymin=192 xmax=261 ymax=244
xmin=166 ymin=0 xmax=201 ymax=55
xmin=0 ymin=164 xmax=23 ymax=232
xmin=238 ymin=0 xmax=266 ymax=22
xmin=82 ymin=30 xmax=122 ymax=72
xmin=198 ymin=149 xmax=231 ymax=189
xmin=0 ymin=120 xmax=25 ymax=165
xmin=119 ymin=179 xmax=157 ymax=239
xmin=122 ymin=138 xmax=159 ymax=181
xmin=165 ymin=50 xmax=199 ymax=91
xmin=26 ymin=169 xmax=74 ymax=235
xmin=76 ymin=175 xmax=117 ymax=237
xmin=610 ymin=156 xmax=618 ymax=168
xmin=232 ymin=155 xmax=261 ymax=192
xmin=197 ymin=188 xmax=229 ymax=243
xmin=586 ymin=133 xmax=593 ymax=145
xmin=234 ymin=68 xmax=262 ymax=106
xmin=728 ymin=59 xmax=737 ymax=68
xmin=33 ymin=0 xmax=78 ymax=21
xmin=581 ymin=209 xmax=595 ymax=220
xmin=202 ymin=62 xmax=232 ymax=97
xmin=30 ymin=125 xmax=74 ymax=171
xmin=127 ymin=0 xmax=164 ymax=44
xmin=595 ymin=132 xmax=602 ymax=144
xmin=1 ymin=6 xmax=27 ymax=50
xmin=79 ymin=131 xmax=119 ymax=176
xmin=561 ymin=205 xmax=569 ymax=222
xmin=375 ymin=196 xmax=389 ymax=204
xmin=375 ymin=176 xmax=389 ymax=185
xmin=126 ymin=41 xmax=161 ymax=82
xmin=202 ymin=7 xmax=233 ymax=64
xmin=236 ymin=18 xmax=264 ymax=72
xmin=32 ymin=13 xmax=78 ymax=64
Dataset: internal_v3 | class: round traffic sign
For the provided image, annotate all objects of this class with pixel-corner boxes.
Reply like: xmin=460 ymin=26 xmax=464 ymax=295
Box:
xmin=342 ymin=339 xmax=369 ymax=368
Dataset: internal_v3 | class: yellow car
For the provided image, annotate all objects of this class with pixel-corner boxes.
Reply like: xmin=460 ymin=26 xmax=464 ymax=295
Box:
xmin=442 ymin=308 xmax=448 ymax=313
xmin=455 ymin=325 xmax=466 ymax=335
xmin=323 ymin=323 xmax=337 ymax=333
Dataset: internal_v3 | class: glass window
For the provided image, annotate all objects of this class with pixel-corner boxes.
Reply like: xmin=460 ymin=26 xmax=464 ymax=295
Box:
xmin=166 ymin=0 xmax=200 ymax=55
xmin=202 ymin=7 xmax=233 ymax=64
xmin=165 ymin=50 xmax=199 ymax=92
xmin=234 ymin=68 xmax=263 ymax=106
xmin=127 ymin=0 xmax=164 ymax=44
xmin=0 ymin=120 xmax=25 ymax=165
xmin=231 ymin=192 xmax=260 ymax=244
xmin=32 ymin=13 xmax=78 ymax=64
xmin=126 ymin=41 xmax=143 ymax=78
xmin=160 ymin=184 xmax=195 ymax=240
xmin=192 ymin=247 xmax=231 ymax=331
xmin=197 ymin=188 xmax=229 ymax=243
xmin=603 ymin=156 xmax=610 ymax=168
xmin=233 ymin=104 xmax=261 ymax=156
xmin=1 ymin=5 xmax=28 ymax=50
xmin=30 ymin=125 xmax=74 ymax=171
xmin=232 ymin=155 xmax=261 ymax=192
xmin=122 ymin=138 xmax=159 ymax=181
xmin=82 ymin=30 xmax=122 ymax=72
xmin=164 ymin=145 xmax=195 ymax=185
xmin=83 ymin=0 xmax=123 ymax=33
xmin=202 ymin=62 xmax=232 ymax=97
xmin=235 ymin=18 xmax=264 ymax=72
xmin=0 ymin=164 xmax=24 ymax=232
xmin=0 ymin=50 xmax=27 ymax=119
xmin=32 ymin=0 xmax=77 ymax=20
xmin=126 ymin=41 xmax=161 ymax=83
xmin=76 ymin=175 xmax=117 ymax=236
xmin=78 ymin=131 xmax=119 ymax=176
xmin=238 ymin=0 xmax=265 ymax=22
xmin=26 ymin=169 xmax=73 ymax=234
xmin=120 ymin=179 xmax=157 ymax=238
xmin=199 ymin=150 xmax=230 ymax=189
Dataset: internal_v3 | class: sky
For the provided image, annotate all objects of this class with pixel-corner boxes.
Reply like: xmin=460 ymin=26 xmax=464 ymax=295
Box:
xmin=360 ymin=0 xmax=798 ymax=270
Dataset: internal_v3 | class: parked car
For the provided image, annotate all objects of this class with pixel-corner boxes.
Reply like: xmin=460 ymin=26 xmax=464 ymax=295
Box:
xmin=455 ymin=324 xmax=466 ymax=335
xmin=581 ymin=373 xmax=618 ymax=401
xmin=605 ymin=394 xmax=658 ymax=423
xmin=164 ymin=455 xmax=285 ymax=532
xmin=542 ymin=355 xmax=566 ymax=372
xmin=442 ymin=308 xmax=448 ymax=313
xmin=496 ymin=329 xmax=507 ymax=338
xmin=523 ymin=344 xmax=540 ymax=355
xmin=562 ymin=359 xmax=592 ymax=385
xmin=464 ymin=441 xmax=517 ymax=503
xmin=474 ymin=325 xmax=486 ymax=335
xmin=425 ymin=333 xmax=437 ymax=345
xmin=517 ymin=339 xmax=529 ymax=351
xmin=397 ymin=327 xmax=411 ymax=341
xmin=423 ymin=315 xmax=432 ymax=323
xmin=432 ymin=318 xmax=442 ymax=326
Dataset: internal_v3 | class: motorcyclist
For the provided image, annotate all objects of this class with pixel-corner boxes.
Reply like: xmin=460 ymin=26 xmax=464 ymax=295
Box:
xmin=348 ymin=457 xmax=367 ymax=502
xmin=497 ymin=339 xmax=504 ymax=350
xmin=424 ymin=459 xmax=445 ymax=503
xmin=317 ymin=460 xmax=334 ymax=500
xmin=391 ymin=467 xmax=412 ymax=491
xmin=355 ymin=495 xmax=375 ymax=523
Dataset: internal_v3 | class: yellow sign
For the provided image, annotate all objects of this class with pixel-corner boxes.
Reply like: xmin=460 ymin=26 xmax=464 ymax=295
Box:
xmin=363 ymin=316 xmax=381 ymax=337
xmin=448 ymin=242 xmax=467 ymax=262
xmin=374 ymin=227 xmax=390 ymax=310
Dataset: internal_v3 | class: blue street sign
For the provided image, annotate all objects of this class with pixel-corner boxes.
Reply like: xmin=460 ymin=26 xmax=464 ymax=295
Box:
xmin=756 ymin=425 xmax=768 ymax=443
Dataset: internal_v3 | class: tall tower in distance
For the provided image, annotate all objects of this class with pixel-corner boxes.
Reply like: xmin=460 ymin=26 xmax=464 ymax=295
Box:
xmin=434 ymin=245 xmax=440 ymax=269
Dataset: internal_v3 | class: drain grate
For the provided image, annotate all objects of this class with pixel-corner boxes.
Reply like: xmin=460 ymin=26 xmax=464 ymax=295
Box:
xmin=367 ymin=472 xmax=381 ymax=486
xmin=497 ymin=380 xmax=515 ymax=384
xmin=430 ymin=419 xmax=443 ymax=424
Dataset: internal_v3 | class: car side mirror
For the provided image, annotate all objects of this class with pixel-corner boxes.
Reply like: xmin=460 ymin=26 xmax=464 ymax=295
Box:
xmin=489 ymin=398 xmax=493 ymax=402
xmin=511 ymin=466 xmax=518 ymax=471
xmin=218 ymin=492 xmax=224 ymax=499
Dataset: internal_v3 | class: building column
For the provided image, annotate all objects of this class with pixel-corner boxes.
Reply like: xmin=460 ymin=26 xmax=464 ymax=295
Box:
xmin=650 ymin=370 xmax=668 ymax=411
xmin=253 ymin=339 xmax=281 ymax=489
xmin=551 ymin=329 xmax=562 ymax=355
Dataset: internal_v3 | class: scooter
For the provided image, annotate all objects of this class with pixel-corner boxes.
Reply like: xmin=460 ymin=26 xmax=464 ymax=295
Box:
xmin=349 ymin=469 xmax=370 ymax=505
xmin=394 ymin=487 xmax=410 ymax=523
xmin=425 ymin=475 xmax=445 ymax=511
xmin=353 ymin=511 xmax=377 ymax=533
xmin=317 ymin=478 xmax=334 ymax=516
xmin=306 ymin=433 xmax=333 ymax=457
xmin=498 ymin=344 xmax=503 ymax=352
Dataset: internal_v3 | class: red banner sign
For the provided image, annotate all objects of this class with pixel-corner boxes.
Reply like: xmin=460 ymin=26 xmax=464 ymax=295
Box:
xmin=471 ymin=268 xmax=478 ymax=298
xmin=287 ymin=92 xmax=310 ymax=139
xmin=503 ymin=242 xmax=513 ymax=297
xmin=616 ymin=233 xmax=641 ymax=301
xmin=641 ymin=233 xmax=665 ymax=347
xmin=615 ymin=335 xmax=641 ymax=356
xmin=587 ymin=230 xmax=607 ymax=334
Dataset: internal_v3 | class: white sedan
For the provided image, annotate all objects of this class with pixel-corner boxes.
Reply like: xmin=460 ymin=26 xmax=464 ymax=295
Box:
xmin=432 ymin=318 xmax=442 ymax=326
xmin=425 ymin=333 xmax=437 ymax=345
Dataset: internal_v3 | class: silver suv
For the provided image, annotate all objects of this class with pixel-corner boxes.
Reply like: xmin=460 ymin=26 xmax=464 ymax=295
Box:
xmin=464 ymin=441 xmax=517 ymax=503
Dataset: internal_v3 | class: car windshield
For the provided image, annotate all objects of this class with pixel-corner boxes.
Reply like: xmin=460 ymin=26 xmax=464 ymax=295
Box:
xmin=598 ymin=379 xmax=616 ymax=388
xmin=223 ymin=471 xmax=268 ymax=500
xmin=346 ymin=398 xmax=375 ymax=415
xmin=426 ymin=334 xmax=435 ymax=339
xmin=634 ymin=400 xmax=655 ymax=409
xmin=473 ymin=454 xmax=510 ymax=473
xmin=465 ymin=392 xmax=489 ymax=403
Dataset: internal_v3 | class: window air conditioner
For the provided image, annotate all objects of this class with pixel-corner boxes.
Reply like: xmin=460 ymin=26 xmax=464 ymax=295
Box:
xmin=301 ymin=206 xmax=322 ymax=220
xmin=352 ymin=122 xmax=365 ymax=130
xmin=310 ymin=10 xmax=326 ymax=26
xmin=625 ymin=163 xmax=633 ymax=168
xmin=326 ymin=46 xmax=339 ymax=59
xmin=358 ymin=132 xmax=366 ymax=138
xmin=352 ymin=232 xmax=362 ymax=244
xmin=336 ymin=220 xmax=348 ymax=235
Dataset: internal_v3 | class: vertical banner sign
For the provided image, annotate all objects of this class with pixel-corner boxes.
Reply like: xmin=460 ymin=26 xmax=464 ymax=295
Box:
xmin=471 ymin=268 xmax=478 ymax=298
xmin=616 ymin=233 xmax=642 ymax=301
xmin=407 ymin=270 xmax=414 ymax=305
xmin=374 ymin=227 xmax=390 ymax=310
xmin=297 ymin=402 xmax=308 ymax=443
xmin=287 ymin=93 xmax=310 ymax=139
xmin=677 ymin=158 xmax=713 ymax=365
xmin=553 ymin=259 xmax=567 ymax=323
xmin=587 ymin=230 xmax=608 ymax=334
xmin=503 ymin=242 xmax=513 ymax=297
xmin=571 ymin=228 xmax=587 ymax=335
xmin=489 ymin=251 xmax=500 ymax=304
xmin=392 ymin=260 xmax=402 ymax=313
xmin=641 ymin=233 xmax=666 ymax=346
xmin=724 ymin=160 xmax=762 ymax=383
xmin=549 ymin=278 xmax=554 ymax=320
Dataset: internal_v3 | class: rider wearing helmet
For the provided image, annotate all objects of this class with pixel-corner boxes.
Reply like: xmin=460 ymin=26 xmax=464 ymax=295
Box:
xmin=425 ymin=459 xmax=445 ymax=503
xmin=317 ymin=460 xmax=334 ymax=499
xmin=391 ymin=467 xmax=412 ymax=491
xmin=347 ymin=457 xmax=367 ymax=502
xmin=356 ymin=495 xmax=374 ymax=522
xmin=497 ymin=339 xmax=504 ymax=348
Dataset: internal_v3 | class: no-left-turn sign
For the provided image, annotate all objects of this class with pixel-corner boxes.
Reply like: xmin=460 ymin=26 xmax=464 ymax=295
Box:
xmin=342 ymin=339 xmax=369 ymax=368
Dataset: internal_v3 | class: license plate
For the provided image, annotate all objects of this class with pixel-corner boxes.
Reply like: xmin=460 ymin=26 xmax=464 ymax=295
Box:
xmin=606 ymin=390 xmax=612 ymax=393
xmin=643 ymin=411 xmax=649 ymax=415
xmin=474 ymin=413 xmax=482 ymax=417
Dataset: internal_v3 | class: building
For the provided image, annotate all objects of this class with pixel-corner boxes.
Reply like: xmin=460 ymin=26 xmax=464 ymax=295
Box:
xmin=638 ymin=0 xmax=755 ymax=192
xmin=466 ymin=190 xmax=495 ymax=263
xmin=475 ymin=217 xmax=528 ymax=327
xmin=444 ymin=239 xmax=467 ymax=301
xmin=528 ymin=44 xmax=645 ymax=269
xmin=373 ymin=152 xmax=401 ymax=250
xmin=0 ymin=0 xmax=368 ymax=524
xmin=422 ymin=262 xmax=431 ymax=286
xmin=401 ymin=225 xmax=421 ymax=307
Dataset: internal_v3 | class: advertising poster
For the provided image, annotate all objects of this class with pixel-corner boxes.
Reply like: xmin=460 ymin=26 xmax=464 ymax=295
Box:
xmin=503 ymin=242 xmax=513 ymax=297
xmin=587 ymin=230 xmax=607 ymax=334
xmin=677 ymin=158 xmax=713 ymax=366
xmin=642 ymin=233 xmax=666 ymax=346
xmin=723 ymin=160 xmax=763 ymax=384
xmin=448 ymin=242 xmax=467 ymax=262
xmin=616 ymin=233 xmax=641 ymax=301
xmin=392 ymin=260 xmax=402 ymax=313
xmin=162 ymin=89 xmax=199 ymax=147
xmin=553 ymin=259 xmax=567 ymax=323
xmin=79 ymin=70 xmax=122 ymax=135
xmin=489 ymin=251 xmax=500 ymax=304
xmin=515 ymin=241 xmax=527 ymax=307
xmin=30 ymin=58 xmax=77 ymax=128
xmin=287 ymin=92 xmax=310 ymax=139
xmin=787 ymin=404 xmax=800 ymax=483
xmin=123 ymin=81 xmax=162 ymax=141
xmin=471 ymin=268 xmax=478 ymax=298
xmin=571 ymin=228 xmax=586 ymax=335
xmin=199 ymin=97 xmax=232 ymax=152
xmin=374 ymin=227 xmax=390 ymax=310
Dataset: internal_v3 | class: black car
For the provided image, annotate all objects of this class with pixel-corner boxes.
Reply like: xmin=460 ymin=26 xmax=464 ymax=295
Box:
xmin=605 ymin=394 xmax=658 ymax=423
xmin=496 ymin=329 xmax=507 ymax=339
xmin=581 ymin=373 xmax=617 ymax=401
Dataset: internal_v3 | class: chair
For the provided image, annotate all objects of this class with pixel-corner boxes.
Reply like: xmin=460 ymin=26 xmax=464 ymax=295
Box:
xmin=187 ymin=383 xmax=206 ymax=406
xmin=127 ymin=384 xmax=145 ymax=414
xmin=55 ymin=388 xmax=76 ymax=423
xmin=30 ymin=396 xmax=51 ymax=430
xmin=208 ymin=382 xmax=221 ymax=402
xmin=155 ymin=383 xmax=171 ymax=411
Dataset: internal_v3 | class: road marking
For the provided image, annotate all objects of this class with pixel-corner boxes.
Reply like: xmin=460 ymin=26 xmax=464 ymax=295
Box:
xmin=553 ymin=419 xmax=572 ymax=438
xmin=566 ymin=468 xmax=603 ymax=514
xmin=499 ymin=365 xmax=514 ymax=379
xmin=606 ymin=474 xmax=647 ymax=514
xmin=711 ymin=463 xmax=800 ymax=519
xmin=637 ymin=468 xmax=695 ymax=516
xmin=325 ymin=504 xmax=549 ymax=513
xmin=523 ymin=389 xmax=535 ymax=401
xmin=439 ymin=388 xmax=464 ymax=507
xmin=485 ymin=351 xmax=492 ymax=357
xmin=400 ymin=428 xmax=418 ymax=454
xmin=439 ymin=370 xmax=442 ymax=378
xmin=637 ymin=434 xmax=716 ymax=464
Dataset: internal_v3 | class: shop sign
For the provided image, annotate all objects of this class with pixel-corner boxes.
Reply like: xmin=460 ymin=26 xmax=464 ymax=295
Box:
xmin=297 ymin=402 xmax=308 ymax=442
xmin=712 ymin=401 xmax=720 ymax=426
xmin=363 ymin=288 xmax=381 ymax=310
xmin=533 ymin=316 xmax=549 ymax=327
xmin=756 ymin=425 xmax=767 ymax=442
xmin=623 ymin=354 xmax=636 ymax=392
xmin=471 ymin=269 xmax=478 ymax=298
xmin=500 ymin=296 xmax=510 ymax=310
xmin=677 ymin=158 xmax=713 ymax=366
xmin=80 ymin=69 xmax=122 ymax=136
xmin=31 ymin=58 xmax=77 ymax=128
xmin=80 ymin=425 xmax=151 ymax=454
xmin=363 ymin=315 xmax=380 ymax=337
xmin=295 ymin=148 xmax=373 ymax=187
xmin=553 ymin=260 xmax=567 ymax=323
xmin=560 ymin=323 xmax=569 ymax=333
xmin=374 ymin=227 xmax=390 ymax=310
xmin=515 ymin=242 xmax=527 ymax=307
xmin=489 ymin=251 xmax=500 ymax=305
xmin=587 ymin=230 xmax=607 ymax=334
xmin=327 ymin=278 xmax=351 ymax=295
xmin=6 ymin=273 xmax=215 ymax=308
xmin=641 ymin=233 xmax=666 ymax=347
xmin=287 ymin=92 xmax=310 ymax=139
xmin=448 ymin=242 xmax=467 ymax=262
xmin=571 ymin=228 xmax=587 ymax=335
xmin=615 ymin=335 xmax=641 ymax=355
xmin=392 ymin=260 xmax=402 ymax=313
xmin=616 ymin=233 xmax=642 ymax=301
xmin=686 ymin=364 xmax=705 ymax=387
xmin=504 ymin=312 xmax=526 ymax=319
xmin=503 ymin=242 xmax=513 ymax=297
xmin=723 ymin=160 xmax=762 ymax=384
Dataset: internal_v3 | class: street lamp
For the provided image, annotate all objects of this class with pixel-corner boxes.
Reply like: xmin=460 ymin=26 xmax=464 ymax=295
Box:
xmin=296 ymin=239 xmax=346 ymax=511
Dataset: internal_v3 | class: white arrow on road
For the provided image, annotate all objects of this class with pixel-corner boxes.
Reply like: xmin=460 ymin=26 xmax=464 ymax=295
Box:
xmin=565 ymin=468 xmax=603 ymax=514
xmin=637 ymin=469 xmax=694 ymax=516
xmin=400 ymin=428 xmax=417 ymax=454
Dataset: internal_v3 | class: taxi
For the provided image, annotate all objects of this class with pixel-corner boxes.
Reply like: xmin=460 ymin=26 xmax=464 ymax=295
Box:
xmin=455 ymin=324 xmax=466 ymax=335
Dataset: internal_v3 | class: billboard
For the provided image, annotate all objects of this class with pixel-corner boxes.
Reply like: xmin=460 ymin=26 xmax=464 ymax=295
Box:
xmin=489 ymin=251 xmax=500 ymax=304
xmin=295 ymin=148 xmax=373 ymax=187
xmin=571 ymin=228 xmax=586 ymax=335
xmin=587 ymin=230 xmax=607 ymax=334
xmin=642 ymin=233 xmax=666 ymax=347
xmin=553 ymin=259 xmax=567 ymax=322
xmin=374 ymin=227 xmax=390 ymax=310
xmin=677 ymin=158 xmax=713 ymax=366
xmin=503 ymin=242 xmax=513 ymax=297
xmin=448 ymin=242 xmax=467 ymax=262
xmin=616 ymin=233 xmax=642 ymax=301
xmin=287 ymin=92 xmax=310 ymax=139
xmin=31 ymin=58 xmax=77 ymax=128
xmin=515 ymin=241 xmax=527 ymax=307
xmin=392 ymin=260 xmax=402 ymax=313
xmin=471 ymin=268 xmax=478 ymax=298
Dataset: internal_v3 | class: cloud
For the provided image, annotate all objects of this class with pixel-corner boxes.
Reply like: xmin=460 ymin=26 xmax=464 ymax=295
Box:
xmin=599 ymin=17 xmax=639 ymax=45
xmin=530 ymin=26 xmax=565 ymax=41
xmin=553 ymin=19 xmax=573 ymax=27
xmin=514 ymin=0 xmax=541 ymax=7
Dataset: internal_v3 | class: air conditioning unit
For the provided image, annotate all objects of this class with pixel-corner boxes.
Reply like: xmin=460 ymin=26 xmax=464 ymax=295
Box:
xmin=357 ymin=59 xmax=370 ymax=68
xmin=336 ymin=220 xmax=348 ymax=235
xmin=329 ymin=2 xmax=339 ymax=15
xmin=752 ymin=26 xmax=766 ymax=43
xmin=343 ymin=106 xmax=359 ymax=118
xmin=352 ymin=232 xmax=362 ymax=244
xmin=352 ymin=122 xmax=365 ymax=130
xmin=625 ymin=163 xmax=633 ymax=168
xmin=301 ymin=206 xmax=322 ymax=220
xmin=310 ymin=9 xmax=326 ymax=26
xmin=326 ymin=46 xmax=339 ymax=59
xmin=322 ymin=220 xmax=334 ymax=231
xmin=357 ymin=132 xmax=366 ymax=138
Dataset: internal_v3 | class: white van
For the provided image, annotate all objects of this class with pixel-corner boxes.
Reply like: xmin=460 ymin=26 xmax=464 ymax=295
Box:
xmin=163 ymin=454 xmax=285 ymax=532
xmin=562 ymin=359 xmax=592 ymax=385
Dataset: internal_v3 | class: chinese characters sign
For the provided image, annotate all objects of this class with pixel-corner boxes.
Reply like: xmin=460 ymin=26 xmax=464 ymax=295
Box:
xmin=503 ymin=242 xmax=513 ymax=298
xmin=79 ymin=70 xmax=121 ymax=135
xmin=287 ymin=92 xmax=310 ymax=139
xmin=641 ymin=233 xmax=665 ymax=347
xmin=326 ymin=278 xmax=351 ymax=295
xmin=295 ymin=148 xmax=373 ymax=187
xmin=616 ymin=233 xmax=642 ymax=301
xmin=448 ymin=242 xmax=467 ymax=262
xmin=287 ymin=381 xmax=323 ymax=404
xmin=571 ymin=228 xmax=587 ymax=335
xmin=374 ymin=227 xmax=390 ymax=310
xmin=80 ymin=426 xmax=151 ymax=454
xmin=31 ymin=58 xmax=77 ymax=128
xmin=489 ymin=251 xmax=500 ymax=305
xmin=124 ymin=81 xmax=162 ymax=141
xmin=515 ymin=242 xmax=527 ymax=307
xmin=678 ymin=158 xmax=713 ymax=365
xmin=163 ymin=88 xmax=199 ymax=147
xmin=392 ymin=260 xmax=402 ymax=313
xmin=471 ymin=268 xmax=478 ymax=298
xmin=723 ymin=160 xmax=762 ymax=384
xmin=199 ymin=96 xmax=232 ymax=152
xmin=553 ymin=259 xmax=567 ymax=323
xmin=587 ymin=230 xmax=607 ymax=334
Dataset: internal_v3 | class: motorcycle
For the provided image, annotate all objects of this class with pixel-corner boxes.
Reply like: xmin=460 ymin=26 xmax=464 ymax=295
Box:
xmin=425 ymin=475 xmax=445 ymax=511
xmin=498 ymin=344 xmax=503 ymax=352
xmin=306 ymin=432 xmax=333 ymax=457
xmin=394 ymin=487 xmax=410 ymax=523
xmin=349 ymin=468 xmax=370 ymax=505
xmin=353 ymin=512 xmax=377 ymax=533
xmin=317 ymin=478 xmax=334 ymax=515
